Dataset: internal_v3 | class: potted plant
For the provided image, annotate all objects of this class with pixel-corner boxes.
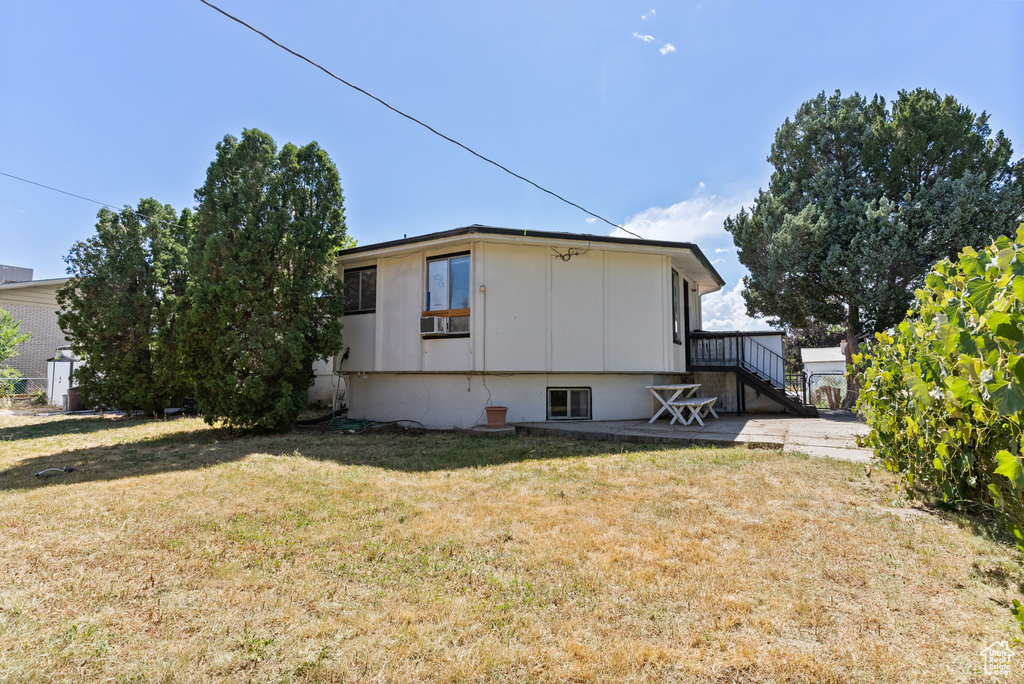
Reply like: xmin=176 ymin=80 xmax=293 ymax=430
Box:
xmin=485 ymin=405 xmax=508 ymax=428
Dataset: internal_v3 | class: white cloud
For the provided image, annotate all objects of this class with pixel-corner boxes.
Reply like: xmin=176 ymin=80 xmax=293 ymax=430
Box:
xmin=633 ymin=32 xmax=655 ymax=43
xmin=641 ymin=9 xmax=656 ymax=20
xmin=698 ymin=181 xmax=705 ymax=189
xmin=659 ymin=43 xmax=676 ymax=55
xmin=585 ymin=217 xmax=596 ymax=224
xmin=612 ymin=188 xmax=747 ymax=244
xmin=611 ymin=185 xmax=769 ymax=331
xmin=701 ymin=281 xmax=775 ymax=332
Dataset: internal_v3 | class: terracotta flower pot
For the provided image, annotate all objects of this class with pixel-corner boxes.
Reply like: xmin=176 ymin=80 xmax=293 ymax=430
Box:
xmin=485 ymin=406 xmax=508 ymax=428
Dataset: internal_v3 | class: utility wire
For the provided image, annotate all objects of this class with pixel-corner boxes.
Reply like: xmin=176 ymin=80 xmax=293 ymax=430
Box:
xmin=0 ymin=170 xmax=191 ymax=234
xmin=197 ymin=0 xmax=644 ymax=240
xmin=0 ymin=170 xmax=118 ymax=210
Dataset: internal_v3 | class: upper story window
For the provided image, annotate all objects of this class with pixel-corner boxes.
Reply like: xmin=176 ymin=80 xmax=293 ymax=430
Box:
xmin=343 ymin=266 xmax=376 ymax=314
xmin=425 ymin=253 xmax=470 ymax=335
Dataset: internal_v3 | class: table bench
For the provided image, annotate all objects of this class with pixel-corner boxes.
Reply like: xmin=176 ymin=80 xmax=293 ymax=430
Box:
xmin=647 ymin=384 xmax=701 ymax=423
xmin=667 ymin=396 xmax=719 ymax=426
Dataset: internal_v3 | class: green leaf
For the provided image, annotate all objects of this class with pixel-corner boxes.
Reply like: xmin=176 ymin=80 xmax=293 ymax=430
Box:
xmin=986 ymin=311 xmax=1023 ymax=342
xmin=933 ymin=457 xmax=944 ymax=471
xmin=906 ymin=375 xmax=932 ymax=407
xmin=967 ymin=280 xmax=997 ymax=314
xmin=935 ymin=323 xmax=960 ymax=355
xmin=994 ymin=450 xmax=1024 ymax=490
xmin=988 ymin=483 xmax=1006 ymax=510
xmin=944 ymin=376 xmax=977 ymax=404
xmin=988 ymin=380 xmax=1024 ymax=416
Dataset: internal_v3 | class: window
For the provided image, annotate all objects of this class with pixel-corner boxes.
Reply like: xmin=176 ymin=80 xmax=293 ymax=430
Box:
xmin=672 ymin=269 xmax=681 ymax=344
xmin=547 ymin=387 xmax=591 ymax=420
xmin=343 ymin=267 xmax=376 ymax=313
xmin=425 ymin=253 xmax=470 ymax=335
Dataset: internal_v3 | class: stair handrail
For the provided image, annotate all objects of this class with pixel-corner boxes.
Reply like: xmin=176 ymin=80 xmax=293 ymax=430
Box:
xmin=689 ymin=331 xmax=789 ymax=390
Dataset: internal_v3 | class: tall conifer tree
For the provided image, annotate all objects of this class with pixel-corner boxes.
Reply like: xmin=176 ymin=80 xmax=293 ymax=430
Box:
xmin=184 ymin=129 xmax=347 ymax=431
xmin=57 ymin=199 xmax=192 ymax=416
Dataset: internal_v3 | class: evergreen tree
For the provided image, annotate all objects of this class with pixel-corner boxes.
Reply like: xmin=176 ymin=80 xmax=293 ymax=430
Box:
xmin=57 ymin=199 xmax=192 ymax=416
xmin=184 ymin=129 xmax=347 ymax=431
xmin=727 ymin=89 xmax=1024 ymax=362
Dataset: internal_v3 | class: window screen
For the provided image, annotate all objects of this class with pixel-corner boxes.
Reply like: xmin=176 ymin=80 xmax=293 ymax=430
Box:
xmin=547 ymin=388 xmax=591 ymax=420
xmin=426 ymin=252 xmax=471 ymax=333
xmin=344 ymin=267 xmax=376 ymax=313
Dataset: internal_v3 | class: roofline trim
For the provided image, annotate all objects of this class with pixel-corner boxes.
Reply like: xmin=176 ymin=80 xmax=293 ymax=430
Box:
xmin=0 ymin=277 xmax=69 ymax=290
xmin=340 ymin=225 xmax=725 ymax=286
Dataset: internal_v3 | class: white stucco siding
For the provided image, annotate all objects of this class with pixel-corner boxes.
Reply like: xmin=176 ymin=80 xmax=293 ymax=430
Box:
xmin=550 ymin=250 xmax=605 ymax=371
xmin=479 ymin=242 xmax=549 ymax=371
xmin=341 ymin=313 xmax=376 ymax=372
xmin=346 ymin=372 xmax=681 ymax=428
xmin=376 ymin=253 xmax=423 ymax=371
xmin=604 ymin=251 xmax=666 ymax=372
xmin=338 ymin=235 xmax=719 ymax=383
xmin=423 ymin=337 xmax=471 ymax=371
xmin=744 ymin=334 xmax=784 ymax=386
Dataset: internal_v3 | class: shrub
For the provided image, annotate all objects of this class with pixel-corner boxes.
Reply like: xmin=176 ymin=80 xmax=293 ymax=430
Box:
xmin=857 ymin=226 xmax=1024 ymax=557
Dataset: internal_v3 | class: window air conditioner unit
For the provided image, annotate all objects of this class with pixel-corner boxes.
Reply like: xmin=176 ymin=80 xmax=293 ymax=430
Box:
xmin=420 ymin=316 xmax=446 ymax=336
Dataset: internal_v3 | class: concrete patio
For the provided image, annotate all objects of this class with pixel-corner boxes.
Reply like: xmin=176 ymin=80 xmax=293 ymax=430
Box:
xmin=515 ymin=410 xmax=873 ymax=462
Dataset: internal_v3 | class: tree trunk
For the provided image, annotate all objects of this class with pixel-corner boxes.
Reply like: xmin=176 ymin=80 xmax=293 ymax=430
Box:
xmin=843 ymin=305 xmax=861 ymax=409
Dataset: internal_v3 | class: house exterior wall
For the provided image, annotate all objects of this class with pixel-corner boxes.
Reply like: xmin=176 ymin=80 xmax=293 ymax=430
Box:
xmin=0 ymin=299 xmax=67 ymax=378
xmin=742 ymin=334 xmax=784 ymax=387
xmin=690 ymin=371 xmax=786 ymax=414
xmin=346 ymin=372 xmax=682 ymax=429
xmin=336 ymin=234 xmax=719 ymax=426
xmin=340 ymin=241 xmax=703 ymax=376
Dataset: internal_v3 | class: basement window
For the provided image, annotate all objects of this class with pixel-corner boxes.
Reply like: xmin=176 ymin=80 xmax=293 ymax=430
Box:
xmin=547 ymin=387 xmax=591 ymax=420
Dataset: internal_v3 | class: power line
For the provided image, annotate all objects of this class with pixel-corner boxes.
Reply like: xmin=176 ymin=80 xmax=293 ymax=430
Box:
xmin=0 ymin=170 xmax=191 ymax=234
xmin=197 ymin=0 xmax=644 ymax=240
xmin=0 ymin=170 xmax=118 ymax=210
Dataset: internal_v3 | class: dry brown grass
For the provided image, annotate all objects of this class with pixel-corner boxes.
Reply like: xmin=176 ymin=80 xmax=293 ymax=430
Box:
xmin=0 ymin=413 xmax=1021 ymax=683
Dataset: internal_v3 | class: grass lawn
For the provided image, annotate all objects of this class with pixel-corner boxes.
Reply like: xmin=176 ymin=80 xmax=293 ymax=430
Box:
xmin=0 ymin=414 xmax=1021 ymax=682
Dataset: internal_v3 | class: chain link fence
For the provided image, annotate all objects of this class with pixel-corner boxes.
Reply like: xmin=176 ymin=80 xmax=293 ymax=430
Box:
xmin=806 ymin=371 xmax=849 ymax=409
xmin=0 ymin=377 xmax=47 ymax=397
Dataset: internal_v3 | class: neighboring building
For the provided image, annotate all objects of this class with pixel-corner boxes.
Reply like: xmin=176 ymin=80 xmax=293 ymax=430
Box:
xmin=799 ymin=346 xmax=849 ymax=409
xmin=335 ymin=225 xmax=811 ymax=428
xmin=800 ymin=347 xmax=847 ymax=376
xmin=0 ymin=264 xmax=34 ymax=284
xmin=0 ymin=275 xmax=70 ymax=378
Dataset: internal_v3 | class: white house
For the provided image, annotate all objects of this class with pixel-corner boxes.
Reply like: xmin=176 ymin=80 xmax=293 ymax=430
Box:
xmin=334 ymin=226 xmax=812 ymax=428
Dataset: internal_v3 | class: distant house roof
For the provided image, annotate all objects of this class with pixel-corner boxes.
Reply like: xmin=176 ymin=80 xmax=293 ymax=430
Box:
xmin=0 ymin=277 xmax=69 ymax=291
xmin=0 ymin=278 xmax=69 ymax=308
xmin=800 ymin=347 xmax=846 ymax=364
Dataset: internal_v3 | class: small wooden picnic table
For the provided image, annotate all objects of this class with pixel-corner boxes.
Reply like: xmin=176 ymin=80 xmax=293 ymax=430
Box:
xmin=646 ymin=384 xmax=701 ymax=423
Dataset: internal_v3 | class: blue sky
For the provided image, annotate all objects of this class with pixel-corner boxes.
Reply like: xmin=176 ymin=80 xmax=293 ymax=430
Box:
xmin=2 ymin=0 xmax=1021 ymax=328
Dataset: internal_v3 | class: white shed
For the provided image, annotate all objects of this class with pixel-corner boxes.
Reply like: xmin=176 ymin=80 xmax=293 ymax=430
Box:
xmin=800 ymin=347 xmax=847 ymax=376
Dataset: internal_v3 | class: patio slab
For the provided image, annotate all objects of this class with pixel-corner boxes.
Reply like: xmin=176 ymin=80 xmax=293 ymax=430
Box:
xmin=515 ymin=410 xmax=873 ymax=463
